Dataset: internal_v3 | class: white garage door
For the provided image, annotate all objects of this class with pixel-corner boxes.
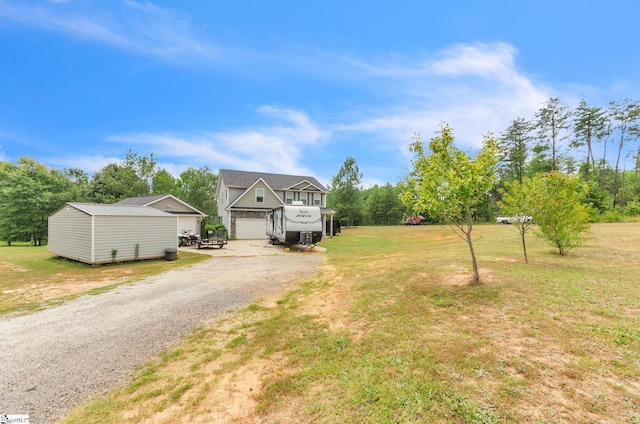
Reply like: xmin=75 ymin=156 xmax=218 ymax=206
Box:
xmin=178 ymin=216 xmax=199 ymax=236
xmin=235 ymin=218 xmax=266 ymax=239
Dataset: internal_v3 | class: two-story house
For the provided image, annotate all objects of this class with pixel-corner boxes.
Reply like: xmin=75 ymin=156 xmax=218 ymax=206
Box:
xmin=216 ymin=169 xmax=332 ymax=239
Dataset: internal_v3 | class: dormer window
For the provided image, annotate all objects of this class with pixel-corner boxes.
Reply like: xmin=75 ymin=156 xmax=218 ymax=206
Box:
xmin=256 ymin=188 xmax=265 ymax=203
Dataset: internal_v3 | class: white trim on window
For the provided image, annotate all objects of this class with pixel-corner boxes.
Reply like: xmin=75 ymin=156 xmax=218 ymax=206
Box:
xmin=285 ymin=191 xmax=293 ymax=204
xmin=300 ymin=192 xmax=308 ymax=205
xmin=256 ymin=188 xmax=265 ymax=203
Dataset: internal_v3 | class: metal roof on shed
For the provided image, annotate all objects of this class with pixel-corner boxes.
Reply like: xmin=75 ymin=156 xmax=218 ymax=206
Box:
xmin=113 ymin=194 xmax=169 ymax=206
xmin=65 ymin=203 xmax=175 ymax=217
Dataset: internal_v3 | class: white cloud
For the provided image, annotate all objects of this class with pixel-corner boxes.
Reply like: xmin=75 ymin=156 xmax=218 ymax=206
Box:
xmin=0 ymin=1 xmax=223 ymax=66
xmin=332 ymin=42 xmax=550 ymax=152
xmin=99 ymin=106 xmax=326 ymax=176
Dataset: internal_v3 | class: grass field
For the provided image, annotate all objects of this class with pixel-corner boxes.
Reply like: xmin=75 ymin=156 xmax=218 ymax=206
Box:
xmin=53 ymin=223 xmax=640 ymax=422
xmin=0 ymin=243 xmax=210 ymax=316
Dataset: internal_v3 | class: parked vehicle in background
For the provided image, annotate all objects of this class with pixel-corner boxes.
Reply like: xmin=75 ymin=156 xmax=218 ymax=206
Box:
xmin=403 ymin=214 xmax=425 ymax=225
xmin=496 ymin=213 xmax=533 ymax=224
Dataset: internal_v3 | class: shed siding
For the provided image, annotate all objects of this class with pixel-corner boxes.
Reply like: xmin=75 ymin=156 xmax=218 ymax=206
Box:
xmin=233 ymin=181 xmax=281 ymax=209
xmin=48 ymin=206 xmax=92 ymax=263
xmin=93 ymin=216 xmax=177 ymax=264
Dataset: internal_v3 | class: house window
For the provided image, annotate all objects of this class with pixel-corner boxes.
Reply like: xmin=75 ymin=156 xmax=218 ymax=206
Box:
xmin=314 ymin=194 xmax=321 ymax=206
xmin=285 ymin=191 xmax=293 ymax=204
xmin=300 ymin=192 xmax=308 ymax=205
xmin=256 ymin=188 xmax=265 ymax=203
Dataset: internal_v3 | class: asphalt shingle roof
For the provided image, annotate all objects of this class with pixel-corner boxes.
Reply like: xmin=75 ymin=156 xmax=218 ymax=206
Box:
xmin=219 ymin=169 xmax=326 ymax=191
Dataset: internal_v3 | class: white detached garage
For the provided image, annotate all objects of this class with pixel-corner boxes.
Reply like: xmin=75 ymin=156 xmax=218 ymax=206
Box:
xmin=48 ymin=203 xmax=178 ymax=264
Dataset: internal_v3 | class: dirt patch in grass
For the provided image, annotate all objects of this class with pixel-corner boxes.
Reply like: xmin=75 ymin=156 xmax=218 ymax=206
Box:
xmin=3 ymin=271 xmax=134 ymax=306
xmin=0 ymin=261 xmax=28 ymax=272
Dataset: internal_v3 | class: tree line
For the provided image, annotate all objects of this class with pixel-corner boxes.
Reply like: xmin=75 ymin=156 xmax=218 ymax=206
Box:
xmin=3 ymin=95 xmax=640 ymax=245
xmin=328 ymin=96 xmax=640 ymax=228
xmin=0 ymin=150 xmax=218 ymax=245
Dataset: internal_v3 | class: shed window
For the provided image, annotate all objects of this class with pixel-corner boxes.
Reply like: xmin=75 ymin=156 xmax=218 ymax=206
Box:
xmin=285 ymin=191 xmax=293 ymax=204
xmin=256 ymin=188 xmax=265 ymax=203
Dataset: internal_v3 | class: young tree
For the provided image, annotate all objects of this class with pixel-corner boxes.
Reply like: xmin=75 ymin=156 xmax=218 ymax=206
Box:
xmin=328 ymin=157 xmax=363 ymax=227
xmin=528 ymin=172 xmax=591 ymax=256
xmin=533 ymin=97 xmax=572 ymax=172
xmin=498 ymin=179 xmax=536 ymax=263
xmin=400 ymin=125 xmax=498 ymax=284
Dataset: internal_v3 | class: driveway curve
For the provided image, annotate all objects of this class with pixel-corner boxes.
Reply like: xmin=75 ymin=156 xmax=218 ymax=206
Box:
xmin=0 ymin=241 xmax=322 ymax=423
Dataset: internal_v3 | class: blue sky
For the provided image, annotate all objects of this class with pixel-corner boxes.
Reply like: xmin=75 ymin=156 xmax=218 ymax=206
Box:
xmin=1 ymin=1 xmax=639 ymax=187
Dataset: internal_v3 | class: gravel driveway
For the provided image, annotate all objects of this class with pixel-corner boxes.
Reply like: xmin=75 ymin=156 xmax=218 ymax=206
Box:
xmin=0 ymin=241 xmax=322 ymax=423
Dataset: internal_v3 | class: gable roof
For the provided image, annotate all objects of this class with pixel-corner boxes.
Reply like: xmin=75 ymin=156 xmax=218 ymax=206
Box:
xmin=219 ymin=169 xmax=327 ymax=192
xmin=114 ymin=194 xmax=168 ymax=206
xmin=115 ymin=194 xmax=206 ymax=216
xmin=227 ymin=177 xmax=284 ymax=209
xmin=63 ymin=203 xmax=175 ymax=217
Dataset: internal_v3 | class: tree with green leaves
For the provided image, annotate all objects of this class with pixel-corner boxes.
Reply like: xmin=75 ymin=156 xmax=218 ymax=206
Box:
xmin=400 ymin=125 xmax=498 ymax=284
xmin=363 ymin=183 xmax=405 ymax=225
xmin=533 ymin=97 xmax=572 ymax=172
xmin=572 ymin=99 xmax=608 ymax=183
xmin=498 ymin=117 xmax=531 ymax=184
xmin=89 ymin=163 xmax=148 ymax=203
xmin=0 ymin=158 xmax=76 ymax=245
xmin=328 ymin=157 xmax=363 ymax=227
xmin=528 ymin=172 xmax=591 ymax=256
xmin=498 ymin=179 xmax=537 ymax=263
xmin=123 ymin=149 xmax=158 ymax=192
xmin=608 ymin=98 xmax=640 ymax=208
xmin=174 ymin=166 xmax=218 ymax=227
xmin=152 ymin=168 xmax=177 ymax=194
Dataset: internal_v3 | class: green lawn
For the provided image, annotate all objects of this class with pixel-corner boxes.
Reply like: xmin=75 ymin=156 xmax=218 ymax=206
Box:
xmin=0 ymin=242 xmax=210 ymax=316
xmin=58 ymin=223 xmax=640 ymax=423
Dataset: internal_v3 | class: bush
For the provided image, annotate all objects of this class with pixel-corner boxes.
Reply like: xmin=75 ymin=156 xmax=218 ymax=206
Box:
xmin=603 ymin=210 xmax=623 ymax=223
xmin=624 ymin=202 xmax=640 ymax=217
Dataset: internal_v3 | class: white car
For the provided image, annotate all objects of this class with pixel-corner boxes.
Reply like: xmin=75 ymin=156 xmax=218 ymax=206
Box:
xmin=496 ymin=214 xmax=533 ymax=224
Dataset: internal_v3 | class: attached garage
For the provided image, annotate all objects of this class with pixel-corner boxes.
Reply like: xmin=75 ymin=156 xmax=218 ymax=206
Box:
xmin=48 ymin=203 xmax=178 ymax=264
xmin=235 ymin=218 xmax=266 ymax=239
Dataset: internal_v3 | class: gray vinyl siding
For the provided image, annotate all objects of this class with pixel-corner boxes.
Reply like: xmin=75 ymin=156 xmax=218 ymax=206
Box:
xmin=227 ymin=187 xmax=245 ymax=206
xmin=149 ymin=197 xmax=194 ymax=214
xmin=93 ymin=216 xmax=177 ymax=264
xmin=233 ymin=181 xmax=281 ymax=209
xmin=48 ymin=206 xmax=92 ymax=263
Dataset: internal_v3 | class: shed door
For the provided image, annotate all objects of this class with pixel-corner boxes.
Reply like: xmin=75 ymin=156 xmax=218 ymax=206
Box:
xmin=236 ymin=218 xmax=266 ymax=239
